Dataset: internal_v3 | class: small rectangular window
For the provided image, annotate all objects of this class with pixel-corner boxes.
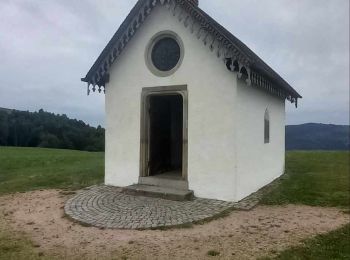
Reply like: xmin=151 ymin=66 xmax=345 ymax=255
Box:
xmin=264 ymin=118 xmax=270 ymax=143
xmin=264 ymin=110 xmax=270 ymax=144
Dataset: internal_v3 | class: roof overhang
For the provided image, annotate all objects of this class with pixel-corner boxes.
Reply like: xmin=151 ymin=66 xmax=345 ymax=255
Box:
xmin=82 ymin=0 xmax=302 ymax=107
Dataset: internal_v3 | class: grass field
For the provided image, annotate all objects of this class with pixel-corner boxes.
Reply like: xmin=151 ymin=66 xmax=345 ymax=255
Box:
xmin=0 ymin=147 xmax=104 ymax=260
xmin=261 ymin=151 xmax=350 ymax=208
xmin=260 ymin=224 xmax=350 ymax=260
xmin=0 ymin=146 xmax=104 ymax=195
xmin=261 ymin=151 xmax=350 ymax=259
xmin=0 ymin=147 xmax=349 ymax=259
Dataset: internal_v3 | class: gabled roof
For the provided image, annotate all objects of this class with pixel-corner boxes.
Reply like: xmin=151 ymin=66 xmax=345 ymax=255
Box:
xmin=82 ymin=0 xmax=301 ymax=106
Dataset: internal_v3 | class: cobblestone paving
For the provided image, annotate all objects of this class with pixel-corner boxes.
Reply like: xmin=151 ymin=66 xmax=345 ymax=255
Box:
xmin=64 ymin=185 xmax=235 ymax=229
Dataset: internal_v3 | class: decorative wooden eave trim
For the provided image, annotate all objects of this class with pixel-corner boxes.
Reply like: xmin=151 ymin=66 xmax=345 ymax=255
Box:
xmin=82 ymin=0 xmax=301 ymax=107
xmin=82 ymin=0 xmax=159 ymax=95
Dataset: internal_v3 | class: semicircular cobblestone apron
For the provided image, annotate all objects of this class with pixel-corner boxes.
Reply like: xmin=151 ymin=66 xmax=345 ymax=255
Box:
xmin=64 ymin=185 xmax=236 ymax=229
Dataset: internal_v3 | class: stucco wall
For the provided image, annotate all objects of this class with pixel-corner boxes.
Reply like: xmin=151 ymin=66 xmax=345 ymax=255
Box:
xmin=234 ymin=79 xmax=286 ymax=201
xmin=105 ymin=5 xmax=238 ymax=201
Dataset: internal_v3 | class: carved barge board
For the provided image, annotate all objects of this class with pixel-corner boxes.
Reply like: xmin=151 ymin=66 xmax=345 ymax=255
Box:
xmin=82 ymin=0 xmax=301 ymax=107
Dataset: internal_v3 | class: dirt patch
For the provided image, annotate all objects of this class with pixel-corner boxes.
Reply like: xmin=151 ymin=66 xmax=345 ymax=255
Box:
xmin=0 ymin=190 xmax=349 ymax=260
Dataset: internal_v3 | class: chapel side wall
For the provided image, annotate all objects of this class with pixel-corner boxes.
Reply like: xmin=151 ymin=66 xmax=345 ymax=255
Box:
xmin=234 ymin=79 xmax=286 ymax=201
xmin=105 ymin=5 xmax=238 ymax=201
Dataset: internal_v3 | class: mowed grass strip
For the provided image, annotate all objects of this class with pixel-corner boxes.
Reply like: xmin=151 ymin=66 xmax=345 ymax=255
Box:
xmin=0 ymin=147 xmax=104 ymax=195
xmin=260 ymin=224 xmax=350 ymax=260
xmin=261 ymin=151 xmax=350 ymax=208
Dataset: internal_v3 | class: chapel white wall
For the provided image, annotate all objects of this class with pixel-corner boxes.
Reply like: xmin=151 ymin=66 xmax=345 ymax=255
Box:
xmin=105 ymin=5 xmax=238 ymax=201
xmin=234 ymin=79 xmax=286 ymax=201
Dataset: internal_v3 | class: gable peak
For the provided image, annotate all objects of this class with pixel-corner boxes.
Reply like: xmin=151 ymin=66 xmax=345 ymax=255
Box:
xmin=82 ymin=0 xmax=301 ymax=106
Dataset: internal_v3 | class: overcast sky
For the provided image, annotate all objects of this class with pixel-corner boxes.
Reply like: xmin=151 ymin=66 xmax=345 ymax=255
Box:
xmin=0 ymin=0 xmax=349 ymax=126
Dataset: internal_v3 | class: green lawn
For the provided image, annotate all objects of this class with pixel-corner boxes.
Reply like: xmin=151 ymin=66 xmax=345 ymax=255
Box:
xmin=260 ymin=151 xmax=350 ymax=259
xmin=261 ymin=224 xmax=350 ymax=260
xmin=0 ymin=146 xmax=104 ymax=195
xmin=0 ymin=147 xmax=104 ymax=259
xmin=261 ymin=151 xmax=350 ymax=208
xmin=0 ymin=148 xmax=349 ymax=259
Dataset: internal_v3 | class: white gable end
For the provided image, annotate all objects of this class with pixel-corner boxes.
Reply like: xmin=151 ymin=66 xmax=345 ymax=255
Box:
xmin=105 ymin=4 xmax=239 ymax=201
xmin=103 ymin=3 xmax=286 ymax=201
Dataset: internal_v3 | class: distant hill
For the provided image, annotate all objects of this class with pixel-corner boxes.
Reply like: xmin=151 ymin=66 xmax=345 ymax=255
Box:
xmin=0 ymin=108 xmax=349 ymax=151
xmin=286 ymin=123 xmax=350 ymax=151
xmin=0 ymin=108 xmax=104 ymax=152
xmin=0 ymin=107 xmax=12 ymax=114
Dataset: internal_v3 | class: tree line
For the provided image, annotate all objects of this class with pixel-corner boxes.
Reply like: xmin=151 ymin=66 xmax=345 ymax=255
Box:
xmin=0 ymin=108 xmax=104 ymax=152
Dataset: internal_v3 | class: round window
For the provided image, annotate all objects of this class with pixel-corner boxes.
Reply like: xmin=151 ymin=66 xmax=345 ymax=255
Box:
xmin=151 ymin=37 xmax=180 ymax=71
xmin=146 ymin=32 xmax=184 ymax=77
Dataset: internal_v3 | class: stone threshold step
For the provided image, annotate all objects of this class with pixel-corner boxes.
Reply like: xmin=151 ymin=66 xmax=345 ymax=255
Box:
xmin=122 ymin=184 xmax=194 ymax=201
xmin=139 ymin=176 xmax=188 ymax=190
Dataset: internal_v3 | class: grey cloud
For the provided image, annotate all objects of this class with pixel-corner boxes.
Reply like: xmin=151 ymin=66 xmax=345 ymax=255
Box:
xmin=0 ymin=0 xmax=348 ymax=126
xmin=201 ymin=0 xmax=349 ymax=124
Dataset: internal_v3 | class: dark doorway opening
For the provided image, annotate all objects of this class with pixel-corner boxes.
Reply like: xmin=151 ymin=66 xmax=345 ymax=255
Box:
xmin=149 ymin=95 xmax=183 ymax=178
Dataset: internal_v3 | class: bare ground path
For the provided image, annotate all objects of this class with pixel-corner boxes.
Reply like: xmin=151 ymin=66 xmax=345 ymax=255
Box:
xmin=0 ymin=190 xmax=349 ymax=260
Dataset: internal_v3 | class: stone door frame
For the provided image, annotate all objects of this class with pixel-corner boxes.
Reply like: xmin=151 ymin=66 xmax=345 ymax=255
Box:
xmin=139 ymin=85 xmax=188 ymax=180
